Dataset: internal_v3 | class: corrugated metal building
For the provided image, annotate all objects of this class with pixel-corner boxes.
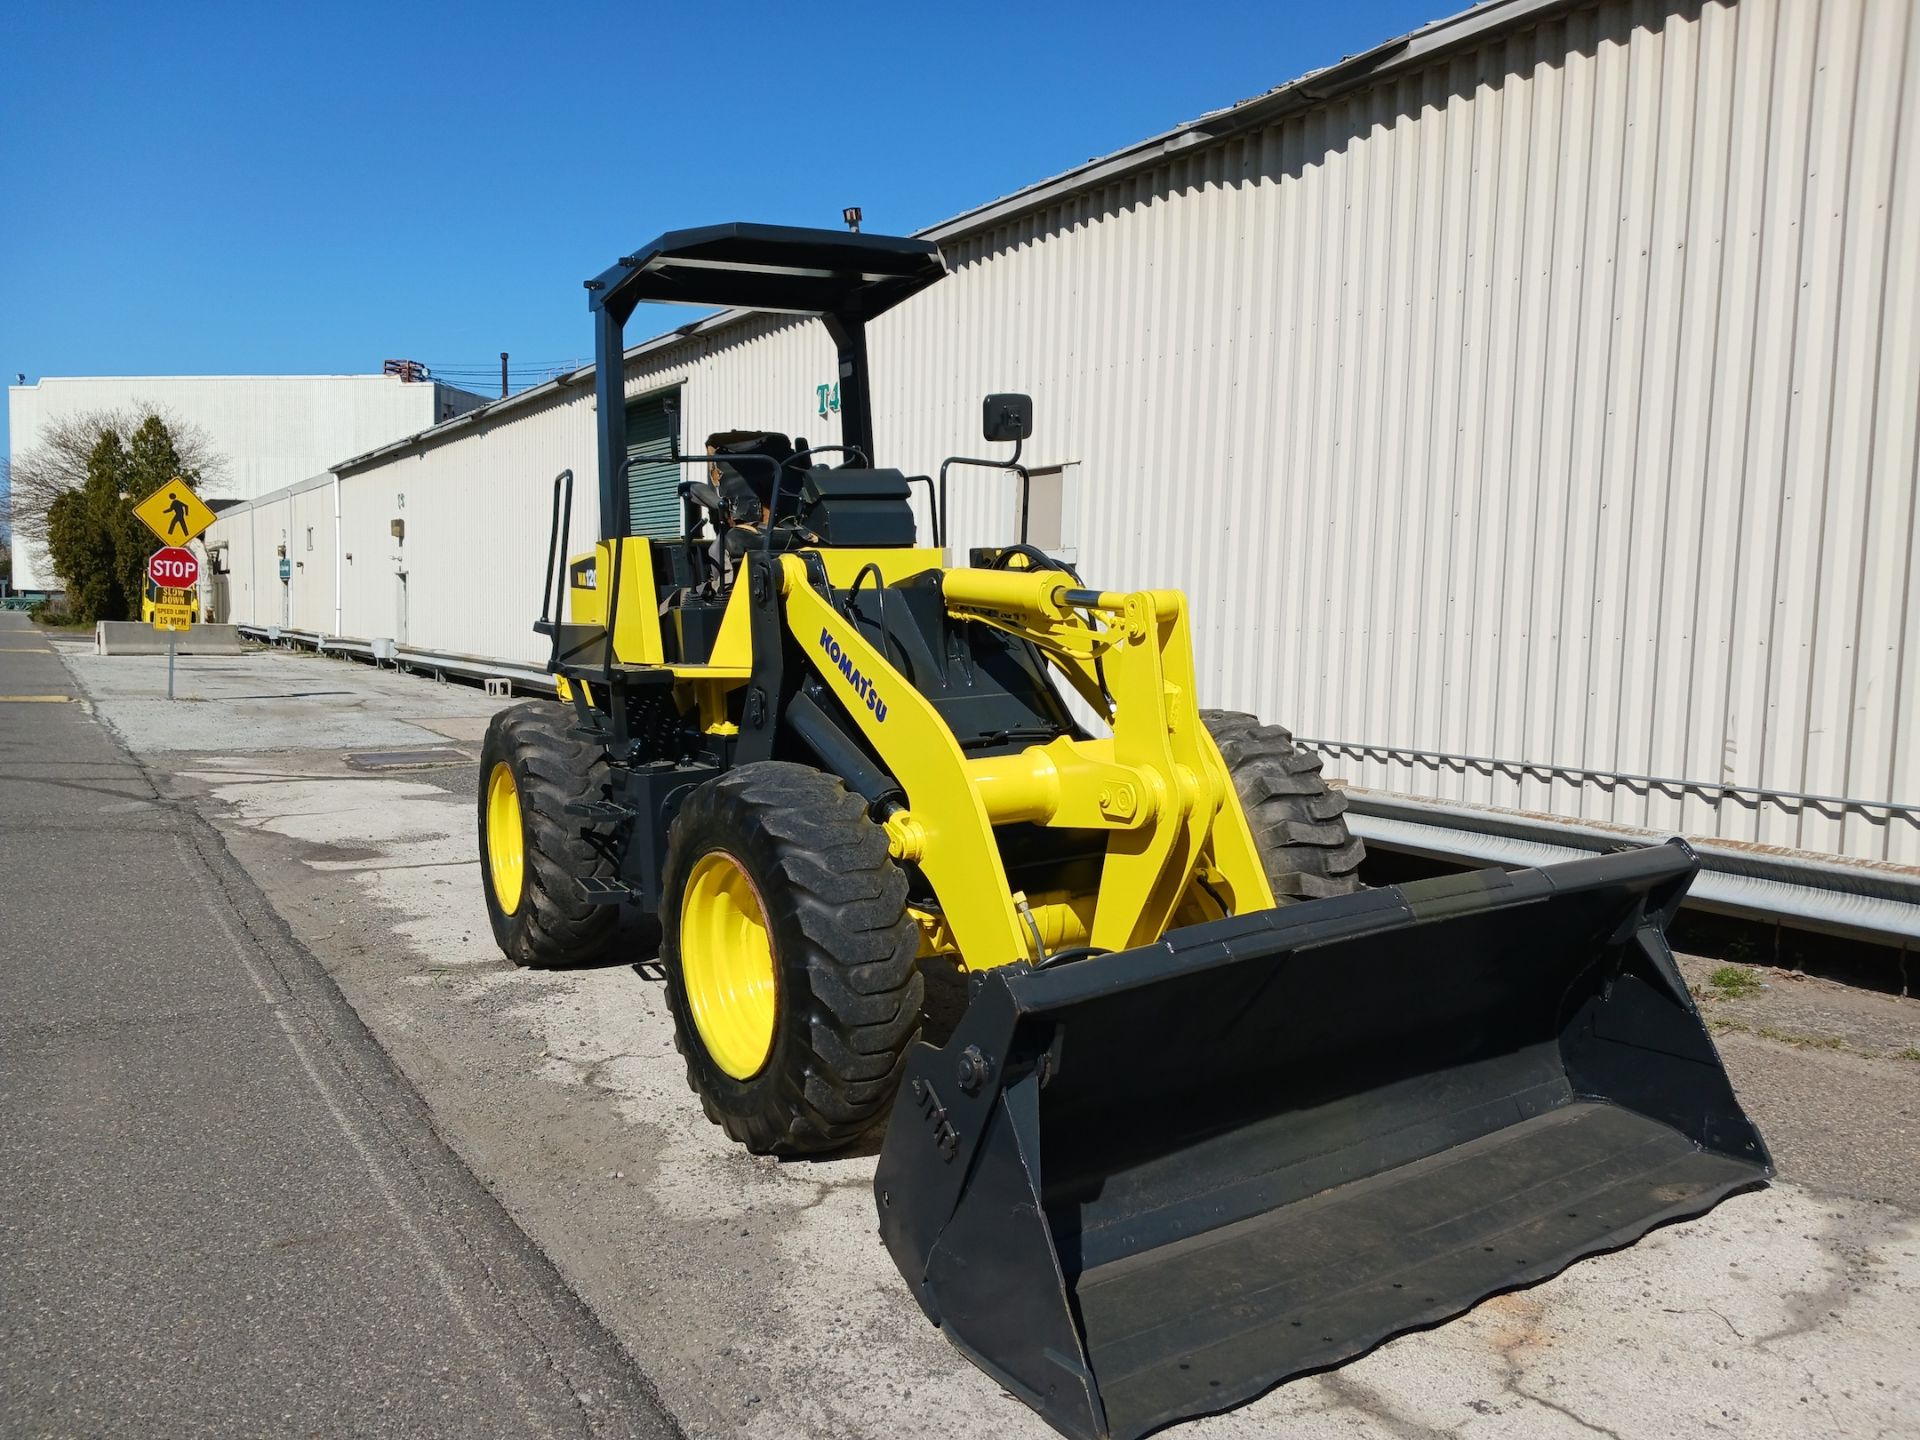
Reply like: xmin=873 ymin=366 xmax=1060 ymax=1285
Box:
xmin=7 ymin=372 xmax=486 ymax=588
xmin=208 ymin=0 xmax=1919 ymax=890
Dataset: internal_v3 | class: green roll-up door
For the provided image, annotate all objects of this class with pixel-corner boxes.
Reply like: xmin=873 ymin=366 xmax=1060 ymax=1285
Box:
xmin=625 ymin=390 xmax=681 ymax=537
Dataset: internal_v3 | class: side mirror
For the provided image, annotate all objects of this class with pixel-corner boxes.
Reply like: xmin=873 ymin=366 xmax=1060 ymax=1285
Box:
xmin=982 ymin=393 xmax=1033 ymax=444
xmin=664 ymin=396 xmax=681 ymax=459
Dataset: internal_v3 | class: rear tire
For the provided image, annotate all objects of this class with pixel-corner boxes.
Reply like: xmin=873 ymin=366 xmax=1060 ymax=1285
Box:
xmin=660 ymin=762 xmax=922 ymax=1155
xmin=478 ymin=700 xmax=619 ymax=967
xmin=1202 ymin=710 xmax=1364 ymax=901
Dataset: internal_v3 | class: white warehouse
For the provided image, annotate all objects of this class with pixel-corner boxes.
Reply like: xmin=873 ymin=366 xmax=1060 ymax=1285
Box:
xmin=7 ymin=370 xmax=486 ymax=588
xmin=206 ymin=0 xmax=1920 ymax=922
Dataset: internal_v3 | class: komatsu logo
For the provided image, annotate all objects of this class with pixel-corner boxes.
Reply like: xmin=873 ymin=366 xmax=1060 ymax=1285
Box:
xmin=819 ymin=627 xmax=889 ymax=722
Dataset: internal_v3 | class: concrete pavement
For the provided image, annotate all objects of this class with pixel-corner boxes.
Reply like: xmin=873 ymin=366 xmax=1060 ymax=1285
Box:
xmin=0 ymin=612 xmax=677 ymax=1439
xmin=29 ymin=633 xmax=1920 ymax=1439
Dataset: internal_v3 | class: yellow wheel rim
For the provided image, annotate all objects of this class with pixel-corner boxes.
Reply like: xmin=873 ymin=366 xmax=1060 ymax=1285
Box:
xmin=680 ymin=851 xmax=778 ymax=1080
xmin=485 ymin=762 xmax=526 ymax=915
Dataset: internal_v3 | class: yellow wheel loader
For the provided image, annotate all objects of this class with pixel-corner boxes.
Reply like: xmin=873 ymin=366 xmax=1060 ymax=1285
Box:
xmin=478 ymin=223 xmax=1770 ymax=1440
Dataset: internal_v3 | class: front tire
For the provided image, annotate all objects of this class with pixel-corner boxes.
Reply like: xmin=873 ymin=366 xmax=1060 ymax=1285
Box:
xmin=660 ymin=762 xmax=922 ymax=1155
xmin=1203 ymin=710 xmax=1365 ymax=901
xmin=478 ymin=701 xmax=619 ymax=967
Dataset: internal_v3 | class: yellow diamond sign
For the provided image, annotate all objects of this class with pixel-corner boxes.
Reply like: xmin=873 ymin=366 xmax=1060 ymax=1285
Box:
xmin=134 ymin=478 xmax=216 ymax=545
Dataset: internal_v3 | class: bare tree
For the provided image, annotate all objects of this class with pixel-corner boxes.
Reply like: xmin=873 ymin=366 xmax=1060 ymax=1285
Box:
xmin=6 ymin=404 xmax=230 ymax=566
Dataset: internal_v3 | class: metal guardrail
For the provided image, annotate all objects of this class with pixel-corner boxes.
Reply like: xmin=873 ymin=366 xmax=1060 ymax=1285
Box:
xmin=1340 ymin=787 xmax=1920 ymax=946
xmin=237 ymin=626 xmax=552 ymax=690
xmin=1297 ymin=736 xmax=1918 ymax=820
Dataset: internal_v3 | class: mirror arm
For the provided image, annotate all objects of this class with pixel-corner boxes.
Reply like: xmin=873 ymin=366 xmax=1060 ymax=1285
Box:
xmin=1008 ymin=436 xmax=1029 ymax=544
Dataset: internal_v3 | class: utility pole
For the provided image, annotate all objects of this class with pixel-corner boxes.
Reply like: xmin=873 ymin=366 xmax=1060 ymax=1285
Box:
xmin=500 ymin=352 xmax=509 ymax=398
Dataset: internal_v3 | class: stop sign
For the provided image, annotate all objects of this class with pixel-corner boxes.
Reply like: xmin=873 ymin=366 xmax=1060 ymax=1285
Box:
xmin=148 ymin=547 xmax=201 ymax=589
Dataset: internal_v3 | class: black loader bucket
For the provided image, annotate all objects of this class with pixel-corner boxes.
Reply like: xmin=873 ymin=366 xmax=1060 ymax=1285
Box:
xmin=874 ymin=842 xmax=1771 ymax=1440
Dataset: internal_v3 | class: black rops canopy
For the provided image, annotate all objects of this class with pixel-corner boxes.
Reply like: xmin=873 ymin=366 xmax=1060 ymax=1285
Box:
xmin=585 ymin=223 xmax=948 ymax=541
xmin=588 ymin=223 xmax=945 ymax=326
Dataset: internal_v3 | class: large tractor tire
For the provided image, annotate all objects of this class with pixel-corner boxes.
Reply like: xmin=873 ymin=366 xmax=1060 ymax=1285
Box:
xmin=1202 ymin=709 xmax=1365 ymax=901
xmin=478 ymin=701 xmax=620 ymax=967
xmin=660 ymin=762 xmax=923 ymax=1155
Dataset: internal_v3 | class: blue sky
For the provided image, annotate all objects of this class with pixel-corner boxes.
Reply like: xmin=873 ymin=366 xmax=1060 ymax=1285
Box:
xmin=1 ymin=0 xmax=1448 ymax=459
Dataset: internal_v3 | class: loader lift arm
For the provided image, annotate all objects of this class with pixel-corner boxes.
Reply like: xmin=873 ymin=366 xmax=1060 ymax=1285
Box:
xmin=769 ymin=558 xmax=1274 ymax=966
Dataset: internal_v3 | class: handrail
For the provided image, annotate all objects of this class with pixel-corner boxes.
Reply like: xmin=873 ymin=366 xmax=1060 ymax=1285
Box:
xmin=539 ymin=469 xmax=572 ymax=629
xmin=937 ymin=436 xmax=1030 ymax=550
xmin=537 ymin=469 xmax=574 ymax=671
xmin=905 ymin=475 xmax=937 ymax=544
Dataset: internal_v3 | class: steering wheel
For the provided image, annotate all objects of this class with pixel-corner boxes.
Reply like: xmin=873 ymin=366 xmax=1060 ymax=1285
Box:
xmin=989 ymin=543 xmax=1083 ymax=584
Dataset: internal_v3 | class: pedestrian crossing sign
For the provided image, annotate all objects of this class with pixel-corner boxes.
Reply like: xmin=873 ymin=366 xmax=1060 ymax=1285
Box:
xmin=134 ymin=478 xmax=216 ymax=546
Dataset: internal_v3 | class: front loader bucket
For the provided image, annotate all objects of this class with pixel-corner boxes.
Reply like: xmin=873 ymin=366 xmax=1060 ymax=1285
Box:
xmin=874 ymin=842 xmax=1770 ymax=1440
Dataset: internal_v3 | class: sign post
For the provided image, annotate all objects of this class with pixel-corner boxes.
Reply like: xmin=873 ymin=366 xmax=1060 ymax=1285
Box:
xmin=146 ymin=547 xmax=201 ymax=702
xmin=135 ymin=481 xmax=212 ymax=703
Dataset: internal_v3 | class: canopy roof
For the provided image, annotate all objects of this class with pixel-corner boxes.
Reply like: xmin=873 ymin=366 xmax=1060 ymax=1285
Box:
xmin=588 ymin=223 xmax=946 ymax=326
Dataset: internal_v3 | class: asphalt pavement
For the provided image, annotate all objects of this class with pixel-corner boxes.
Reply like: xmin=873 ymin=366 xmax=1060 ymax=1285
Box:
xmin=44 ymin=637 xmax=1920 ymax=1440
xmin=0 ymin=612 xmax=678 ymax=1439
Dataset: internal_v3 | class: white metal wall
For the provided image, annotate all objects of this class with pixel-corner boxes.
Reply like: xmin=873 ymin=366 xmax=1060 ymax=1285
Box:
xmin=319 ymin=318 xmax=843 ymax=666
xmin=203 ymin=0 xmax=1918 ymax=865
xmin=858 ymin=0 xmax=1918 ymax=865
xmin=217 ymin=480 xmax=345 ymax=632
xmin=336 ymin=389 xmax=603 ymax=662
xmin=7 ymin=373 xmax=486 ymax=588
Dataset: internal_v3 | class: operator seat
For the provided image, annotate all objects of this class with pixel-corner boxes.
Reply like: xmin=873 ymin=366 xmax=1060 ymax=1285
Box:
xmin=706 ymin=430 xmax=796 ymax=521
xmin=700 ymin=432 xmax=918 ymax=561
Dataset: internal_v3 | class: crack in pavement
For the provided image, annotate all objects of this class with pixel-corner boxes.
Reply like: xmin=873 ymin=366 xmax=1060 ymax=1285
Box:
xmin=1318 ymin=1373 xmax=1458 ymax=1439
xmin=1661 ymin=1305 xmax=1748 ymax=1339
xmin=1503 ymin=1383 xmax=1627 ymax=1440
xmin=1482 ymin=1293 xmax=1626 ymax=1440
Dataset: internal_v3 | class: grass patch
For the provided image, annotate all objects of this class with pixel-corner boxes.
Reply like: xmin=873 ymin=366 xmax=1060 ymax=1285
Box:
xmin=1716 ymin=1018 xmax=1912 ymax=1060
xmin=1706 ymin=965 xmax=1765 ymax=1000
xmin=1756 ymin=1024 xmax=1848 ymax=1051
